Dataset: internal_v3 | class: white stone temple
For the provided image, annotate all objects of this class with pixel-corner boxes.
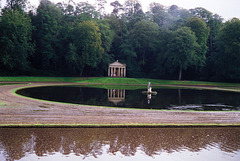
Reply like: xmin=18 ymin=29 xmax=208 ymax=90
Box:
xmin=108 ymin=60 xmax=126 ymax=77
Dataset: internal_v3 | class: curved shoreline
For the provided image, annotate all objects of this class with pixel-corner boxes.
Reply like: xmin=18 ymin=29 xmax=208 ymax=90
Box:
xmin=0 ymin=83 xmax=240 ymax=127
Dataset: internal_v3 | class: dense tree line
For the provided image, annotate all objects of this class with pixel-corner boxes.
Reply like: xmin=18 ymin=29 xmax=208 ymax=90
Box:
xmin=0 ymin=0 xmax=240 ymax=82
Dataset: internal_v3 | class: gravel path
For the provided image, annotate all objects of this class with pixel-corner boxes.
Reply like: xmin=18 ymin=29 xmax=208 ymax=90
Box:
xmin=0 ymin=83 xmax=240 ymax=126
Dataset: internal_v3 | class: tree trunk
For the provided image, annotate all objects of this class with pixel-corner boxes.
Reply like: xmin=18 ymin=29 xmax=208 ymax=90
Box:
xmin=80 ymin=69 xmax=84 ymax=77
xmin=210 ymin=34 xmax=213 ymax=54
xmin=80 ymin=67 xmax=84 ymax=77
xmin=80 ymin=64 xmax=85 ymax=77
xmin=178 ymin=65 xmax=182 ymax=80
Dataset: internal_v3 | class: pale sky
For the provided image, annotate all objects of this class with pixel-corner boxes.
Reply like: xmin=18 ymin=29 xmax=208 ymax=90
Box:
xmin=1 ymin=0 xmax=240 ymax=21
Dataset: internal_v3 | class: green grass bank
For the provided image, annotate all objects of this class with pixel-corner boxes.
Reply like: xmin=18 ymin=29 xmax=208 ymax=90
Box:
xmin=0 ymin=76 xmax=240 ymax=86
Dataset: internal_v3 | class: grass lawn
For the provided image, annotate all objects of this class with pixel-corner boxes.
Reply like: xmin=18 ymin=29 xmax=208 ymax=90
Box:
xmin=0 ymin=103 xmax=5 ymax=106
xmin=75 ymin=77 xmax=240 ymax=89
xmin=0 ymin=76 xmax=89 ymax=82
xmin=1 ymin=76 xmax=240 ymax=89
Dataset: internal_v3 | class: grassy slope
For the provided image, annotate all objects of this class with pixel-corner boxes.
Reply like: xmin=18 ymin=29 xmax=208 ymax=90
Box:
xmin=0 ymin=76 xmax=90 ymax=82
xmin=76 ymin=77 xmax=240 ymax=88
xmin=1 ymin=76 xmax=240 ymax=88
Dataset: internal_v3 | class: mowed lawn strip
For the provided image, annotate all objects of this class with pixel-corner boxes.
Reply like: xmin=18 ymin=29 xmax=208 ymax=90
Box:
xmin=1 ymin=77 xmax=240 ymax=90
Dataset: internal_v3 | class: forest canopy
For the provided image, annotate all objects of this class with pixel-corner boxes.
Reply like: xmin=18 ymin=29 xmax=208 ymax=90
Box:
xmin=0 ymin=0 xmax=240 ymax=82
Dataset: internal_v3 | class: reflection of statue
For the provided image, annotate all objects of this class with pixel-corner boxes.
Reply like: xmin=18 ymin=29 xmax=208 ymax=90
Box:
xmin=108 ymin=89 xmax=125 ymax=105
xmin=147 ymin=94 xmax=152 ymax=104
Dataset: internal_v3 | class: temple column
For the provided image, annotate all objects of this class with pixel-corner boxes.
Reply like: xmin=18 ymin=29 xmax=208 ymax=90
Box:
xmin=124 ymin=67 xmax=126 ymax=77
xmin=108 ymin=67 xmax=110 ymax=76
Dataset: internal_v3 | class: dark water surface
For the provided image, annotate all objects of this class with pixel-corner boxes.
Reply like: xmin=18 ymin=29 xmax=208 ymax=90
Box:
xmin=0 ymin=128 xmax=239 ymax=161
xmin=16 ymin=86 xmax=240 ymax=111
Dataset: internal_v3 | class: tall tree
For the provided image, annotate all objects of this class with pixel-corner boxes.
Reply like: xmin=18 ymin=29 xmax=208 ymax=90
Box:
xmin=110 ymin=0 xmax=123 ymax=16
xmin=213 ymin=18 xmax=240 ymax=81
xmin=154 ymin=28 xmax=172 ymax=79
xmin=131 ymin=20 xmax=159 ymax=75
xmin=65 ymin=43 xmax=82 ymax=74
xmin=185 ymin=17 xmax=209 ymax=65
xmin=149 ymin=2 xmax=172 ymax=28
xmin=94 ymin=19 xmax=115 ymax=76
xmin=5 ymin=0 xmax=26 ymax=11
xmin=69 ymin=20 xmax=104 ymax=76
xmin=74 ymin=2 xmax=98 ymax=21
xmin=189 ymin=7 xmax=223 ymax=55
xmin=189 ymin=7 xmax=213 ymax=23
xmin=207 ymin=14 xmax=223 ymax=55
xmin=33 ymin=0 xmax=62 ymax=70
xmin=124 ymin=0 xmax=144 ymax=28
xmin=166 ymin=27 xmax=200 ymax=80
xmin=168 ymin=5 xmax=192 ymax=29
xmin=0 ymin=9 xmax=34 ymax=72
xmin=95 ymin=0 xmax=107 ymax=18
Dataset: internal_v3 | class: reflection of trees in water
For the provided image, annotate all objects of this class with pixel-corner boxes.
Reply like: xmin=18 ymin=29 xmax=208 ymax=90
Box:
xmin=0 ymin=128 xmax=239 ymax=160
xmin=0 ymin=128 xmax=34 ymax=161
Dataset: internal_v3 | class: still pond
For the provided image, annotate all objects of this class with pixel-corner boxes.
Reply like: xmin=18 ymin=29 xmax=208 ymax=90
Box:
xmin=16 ymin=86 xmax=240 ymax=111
xmin=0 ymin=128 xmax=239 ymax=161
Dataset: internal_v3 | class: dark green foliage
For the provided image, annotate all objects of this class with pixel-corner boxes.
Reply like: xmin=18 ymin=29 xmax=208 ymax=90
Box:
xmin=71 ymin=20 xmax=104 ymax=76
xmin=165 ymin=27 xmax=200 ymax=80
xmin=32 ymin=0 xmax=63 ymax=71
xmin=5 ymin=0 xmax=27 ymax=11
xmin=0 ymin=9 xmax=34 ymax=72
xmin=131 ymin=20 xmax=159 ymax=75
xmin=94 ymin=19 xmax=115 ymax=76
xmin=213 ymin=18 xmax=240 ymax=81
xmin=185 ymin=17 xmax=209 ymax=56
xmin=0 ymin=0 xmax=239 ymax=82
xmin=65 ymin=43 xmax=82 ymax=74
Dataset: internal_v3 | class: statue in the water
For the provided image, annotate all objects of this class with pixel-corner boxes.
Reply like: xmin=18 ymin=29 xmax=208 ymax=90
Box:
xmin=147 ymin=82 xmax=152 ymax=93
xmin=142 ymin=82 xmax=157 ymax=104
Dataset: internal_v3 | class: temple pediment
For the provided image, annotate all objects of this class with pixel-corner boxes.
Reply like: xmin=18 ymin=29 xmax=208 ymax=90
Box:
xmin=109 ymin=60 xmax=126 ymax=67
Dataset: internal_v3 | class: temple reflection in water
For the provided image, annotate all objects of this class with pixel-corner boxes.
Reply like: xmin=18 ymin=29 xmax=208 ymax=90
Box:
xmin=108 ymin=89 xmax=125 ymax=105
